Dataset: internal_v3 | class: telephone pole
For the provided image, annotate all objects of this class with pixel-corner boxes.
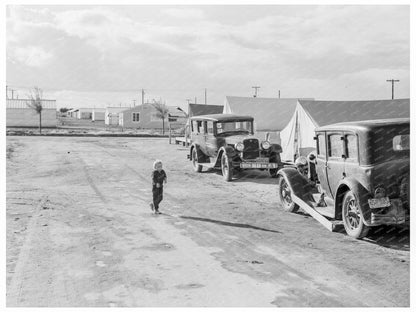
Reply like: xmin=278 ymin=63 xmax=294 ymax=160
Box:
xmin=252 ymin=86 xmax=260 ymax=98
xmin=194 ymin=97 xmax=197 ymax=104
xmin=133 ymin=99 xmax=136 ymax=106
xmin=186 ymin=99 xmax=191 ymax=105
xmin=204 ymin=88 xmax=207 ymax=105
xmin=386 ymin=79 xmax=400 ymax=99
xmin=6 ymin=85 xmax=8 ymax=99
xmin=141 ymin=89 xmax=145 ymax=105
xmin=278 ymin=90 xmax=281 ymax=99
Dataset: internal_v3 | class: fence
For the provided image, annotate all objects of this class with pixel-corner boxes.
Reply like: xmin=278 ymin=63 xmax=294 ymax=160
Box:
xmin=6 ymin=99 xmax=57 ymax=109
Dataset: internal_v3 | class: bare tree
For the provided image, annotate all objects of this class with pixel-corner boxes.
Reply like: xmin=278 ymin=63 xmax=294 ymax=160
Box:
xmin=26 ymin=86 xmax=44 ymax=134
xmin=152 ymin=101 xmax=169 ymax=134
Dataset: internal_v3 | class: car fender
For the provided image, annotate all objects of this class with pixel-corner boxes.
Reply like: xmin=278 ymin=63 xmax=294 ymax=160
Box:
xmin=270 ymin=143 xmax=282 ymax=154
xmin=277 ymin=167 xmax=315 ymax=203
xmin=335 ymin=177 xmax=372 ymax=225
xmin=213 ymin=146 xmax=236 ymax=167
xmin=190 ymin=144 xmax=209 ymax=163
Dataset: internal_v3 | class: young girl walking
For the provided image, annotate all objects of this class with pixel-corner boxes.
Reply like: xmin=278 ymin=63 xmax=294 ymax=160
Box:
xmin=150 ymin=159 xmax=167 ymax=214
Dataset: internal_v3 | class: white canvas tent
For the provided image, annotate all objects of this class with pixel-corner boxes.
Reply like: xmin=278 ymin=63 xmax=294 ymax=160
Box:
xmin=224 ymin=96 xmax=307 ymax=144
xmin=280 ymin=99 xmax=410 ymax=162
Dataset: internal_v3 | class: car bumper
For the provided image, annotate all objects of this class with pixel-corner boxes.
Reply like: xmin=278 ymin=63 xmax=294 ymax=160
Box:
xmin=239 ymin=162 xmax=278 ymax=169
xmin=369 ymin=198 xmax=407 ymax=226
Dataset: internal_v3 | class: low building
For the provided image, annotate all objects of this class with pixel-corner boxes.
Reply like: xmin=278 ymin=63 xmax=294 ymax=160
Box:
xmin=119 ymin=104 xmax=187 ymax=130
xmin=105 ymin=106 xmax=131 ymax=125
xmin=77 ymin=108 xmax=93 ymax=119
xmin=92 ymin=108 xmax=106 ymax=121
xmin=67 ymin=108 xmax=78 ymax=118
xmin=6 ymin=98 xmax=57 ymax=128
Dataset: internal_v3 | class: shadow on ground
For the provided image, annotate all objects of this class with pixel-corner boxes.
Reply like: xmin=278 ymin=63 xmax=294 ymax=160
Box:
xmin=179 ymin=215 xmax=281 ymax=234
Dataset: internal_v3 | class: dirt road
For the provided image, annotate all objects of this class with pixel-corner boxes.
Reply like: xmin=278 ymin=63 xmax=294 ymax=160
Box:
xmin=6 ymin=136 xmax=410 ymax=307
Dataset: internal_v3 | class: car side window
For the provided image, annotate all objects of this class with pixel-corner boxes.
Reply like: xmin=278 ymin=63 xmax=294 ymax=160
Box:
xmin=317 ymin=133 xmax=326 ymax=157
xmin=207 ymin=121 xmax=214 ymax=134
xmin=328 ymin=134 xmax=343 ymax=158
xmin=192 ymin=120 xmax=198 ymax=133
xmin=197 ymin=121 xmax=203 ymax=133
xmin=345 ymin=134 xmax=358 ymax=161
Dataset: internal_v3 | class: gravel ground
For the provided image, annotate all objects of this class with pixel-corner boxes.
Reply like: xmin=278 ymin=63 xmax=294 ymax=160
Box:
xmin=6 ymin=136 xmax=410 ymax=307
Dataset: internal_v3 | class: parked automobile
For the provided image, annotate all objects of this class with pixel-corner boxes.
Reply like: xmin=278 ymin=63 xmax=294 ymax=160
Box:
xmin=188 ymin=114 xmax=283 ymax=181
xmin=277 ymin=118 xmax=409 ymax=238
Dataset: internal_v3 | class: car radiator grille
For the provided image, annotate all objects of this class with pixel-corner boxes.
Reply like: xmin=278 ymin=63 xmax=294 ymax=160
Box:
xmin=242 ymin=139 xmax=260 ymax=159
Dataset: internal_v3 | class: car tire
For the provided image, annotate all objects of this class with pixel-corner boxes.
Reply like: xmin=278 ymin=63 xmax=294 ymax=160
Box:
xmin=192 ymin=148 xmax=203 ymax=173
xmin=342 ymin=190 xmax=370 ymax=239
xmin=221 ymin=153 xmax=233 ymax=181
xmin=277 ymin=175 xmax=299 ymax=212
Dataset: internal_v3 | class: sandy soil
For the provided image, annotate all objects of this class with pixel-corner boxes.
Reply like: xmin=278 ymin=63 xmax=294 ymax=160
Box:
xmin=6 ymin=136 xmax=410 ymax=307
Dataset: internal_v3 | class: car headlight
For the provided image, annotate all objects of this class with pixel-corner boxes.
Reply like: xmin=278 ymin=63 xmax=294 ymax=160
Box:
xmin=235 ymin=142 xmax=244 ymax=152
xmin=261 ymin=141 xmax=271 ymax=150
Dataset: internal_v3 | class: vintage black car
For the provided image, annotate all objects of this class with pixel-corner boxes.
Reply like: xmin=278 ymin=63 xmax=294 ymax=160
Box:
xmin=277 ymin=118 xmax=409 ymax=238
xmin=188 ymin=114 xmax=283 ymax=181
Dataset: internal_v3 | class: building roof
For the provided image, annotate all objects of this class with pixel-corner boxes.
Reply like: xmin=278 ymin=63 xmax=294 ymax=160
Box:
xmin=188 ymin=104 xmax=224 ymax=117
xmin=225 ymin=96 xmax=304 ymax=131
xmin=299 ymin=99 xmax=410 ymax=127
xmin=190 ymin=113 xmax=254 ymax=122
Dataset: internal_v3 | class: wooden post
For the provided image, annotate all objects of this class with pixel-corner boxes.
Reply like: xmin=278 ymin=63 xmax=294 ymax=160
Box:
xmin=169 ymin=123 xmax=172 ymax=144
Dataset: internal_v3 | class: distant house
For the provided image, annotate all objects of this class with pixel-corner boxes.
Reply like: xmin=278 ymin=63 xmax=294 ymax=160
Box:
xmin=92 ymin=108 xmax=106 ymax=121
xmin=118 ymin=104 xmax=186 ymax=129
xmin=77 ymin=108 xmax=93 ymax=119
xmin=6 ymin=98 xmax=57 ymax=128
xmin=67 ymin=108 xmax=78 ymax=118
xmin=105 ymin=106 xmax=131 ymax=125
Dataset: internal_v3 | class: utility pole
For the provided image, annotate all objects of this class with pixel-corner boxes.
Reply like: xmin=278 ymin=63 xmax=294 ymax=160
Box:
xmin=386 ymin=79 xmax=400 ymax=99
xmin=278 ymin=90 xmax=281 ymax=99
xmin=11 ymin=88 xmax=15 ymax=99
xmin=141 ymin=89 xmax=145 ymax=105
xmin=195 ymin=97 xmax=197 ymax=104
xmin=204 ymin=88 xmax=207 ymax=104
xmin=186 ymin=99 xmax=191 ymax=105
xmin=133 ymin=99 xmax=136 ymax=106
xmin=252 ymin=86 xmax=260 ymax=98
xmin=6 ymin=85 xmax=8 ymax=99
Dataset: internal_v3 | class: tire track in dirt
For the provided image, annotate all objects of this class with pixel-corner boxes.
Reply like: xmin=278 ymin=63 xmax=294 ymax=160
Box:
xmin=88 ymin=140 xmax=393 ymax=306
xmin=7 ymin=196 xmax=49 ymax=306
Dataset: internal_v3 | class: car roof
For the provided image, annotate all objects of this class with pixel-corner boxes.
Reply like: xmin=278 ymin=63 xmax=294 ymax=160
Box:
xmin=316 ymin=118 xmax=410 ymax=132
xmin=190 ymin=113 xmax=254 ymax=122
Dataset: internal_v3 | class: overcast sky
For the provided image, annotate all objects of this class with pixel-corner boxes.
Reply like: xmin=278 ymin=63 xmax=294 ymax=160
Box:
xmin=6 ymin=5 xmax=410 ymax=110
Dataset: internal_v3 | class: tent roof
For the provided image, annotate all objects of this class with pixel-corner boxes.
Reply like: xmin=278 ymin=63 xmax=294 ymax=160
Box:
xmin=299 ymin=99 xmax=410 ymax=127
xmin=188 ymin=104 xmax=223 ymax=117
xmin=225 ymin=96 xmax=301 ymax=131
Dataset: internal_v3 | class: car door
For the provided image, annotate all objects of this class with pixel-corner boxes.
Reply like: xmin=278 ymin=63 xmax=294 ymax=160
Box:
xmin=205 ymin=121 xmax=217 ymax=158
xmin=343 ymin=132 xmax=359 ymax=178
xmin=315 ymin=132 xmax=332 ymax=197
xmin=326 ymin=132 xmax=346 ymax=197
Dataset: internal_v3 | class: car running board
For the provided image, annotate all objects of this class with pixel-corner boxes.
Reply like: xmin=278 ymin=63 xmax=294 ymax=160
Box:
xmin=292 ymin=194 xmax=344 ymax=232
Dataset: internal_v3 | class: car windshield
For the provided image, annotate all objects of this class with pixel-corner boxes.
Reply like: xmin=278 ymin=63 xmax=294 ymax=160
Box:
xmin=217 ymin=121 xmax=252 ymax=135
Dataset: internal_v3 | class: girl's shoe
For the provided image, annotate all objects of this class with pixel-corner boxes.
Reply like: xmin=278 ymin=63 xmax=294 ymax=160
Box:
xmin=150 ymin=203 xmax=154 ymax=211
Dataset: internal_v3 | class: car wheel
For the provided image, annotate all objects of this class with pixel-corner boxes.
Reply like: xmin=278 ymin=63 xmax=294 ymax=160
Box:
xmin=192 ymin=148 xmax=203 ymax=172
xmin=342 ymin=190 xmax=370 ymax=239
xmin=277 ymin=175 xmax=299 ymax=212
xmin=221 ymin=153 xmax=233 ymax=181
